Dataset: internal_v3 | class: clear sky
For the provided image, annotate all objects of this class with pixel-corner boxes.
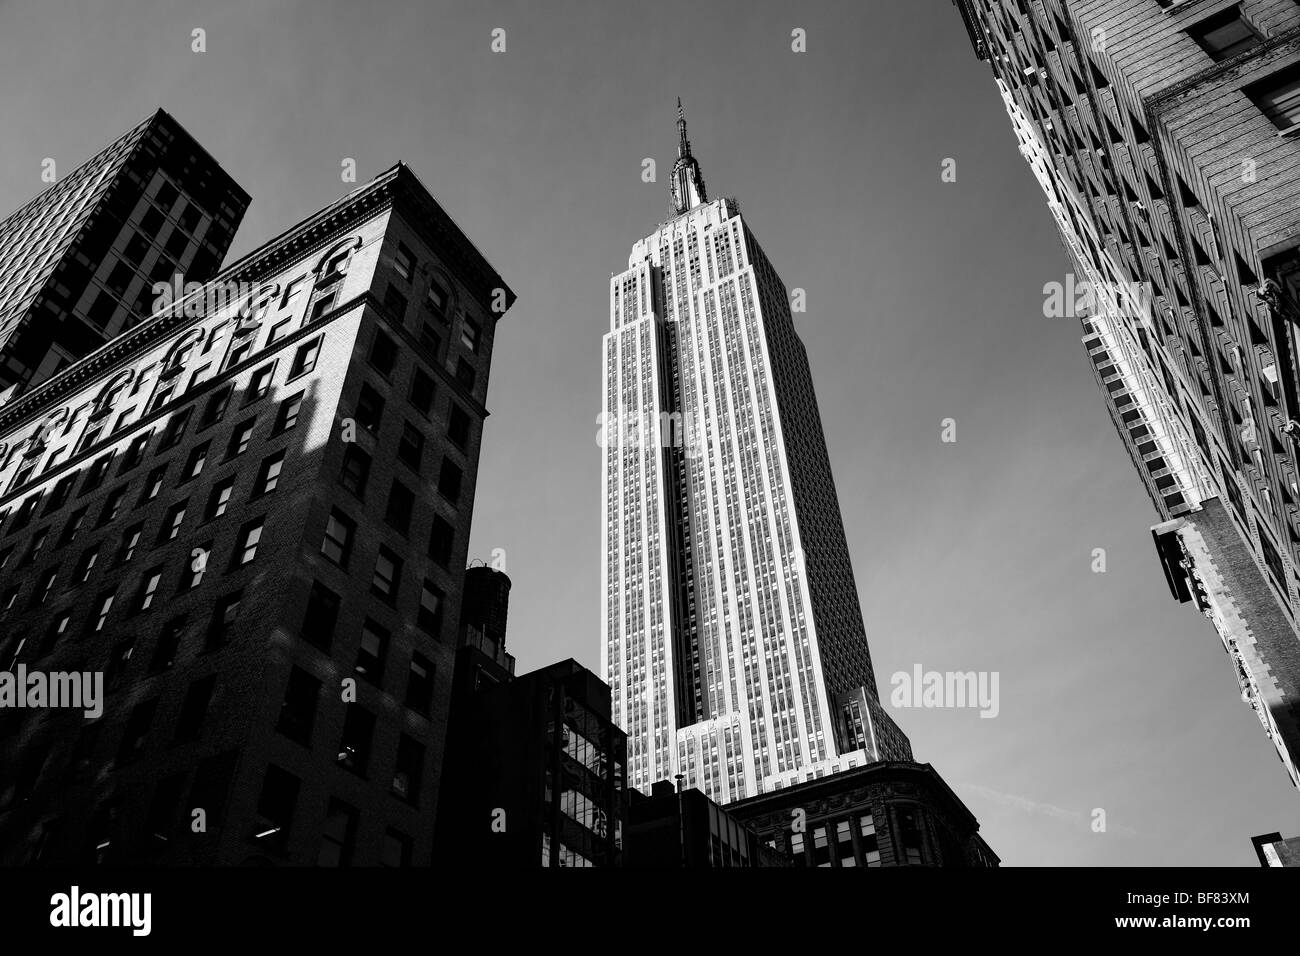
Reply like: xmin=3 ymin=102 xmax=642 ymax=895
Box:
xmin=2 ymin=0 xmax=1297 ymax=865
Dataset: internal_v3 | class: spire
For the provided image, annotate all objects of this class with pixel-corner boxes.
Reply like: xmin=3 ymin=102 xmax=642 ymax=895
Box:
xmin=670 ymin=98 xmax=707 ymax=215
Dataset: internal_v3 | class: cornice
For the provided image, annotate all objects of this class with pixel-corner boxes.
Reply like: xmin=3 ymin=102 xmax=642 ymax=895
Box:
xmin=0 ymin=174 xmax=400 ymax=436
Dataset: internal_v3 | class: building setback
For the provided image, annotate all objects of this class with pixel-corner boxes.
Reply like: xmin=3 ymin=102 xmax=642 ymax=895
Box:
xmin=0 ymin=155 xmax=514 ymax=865
xmin=0 ymin=108 xmax=249 ymax=402
xmin=728 ymin=761 xmax=999 ymax=868
xmin=953 ymin=0 xmax=1300 ymax=793
xmin=602 ymin=103 xmax=912 ymax=803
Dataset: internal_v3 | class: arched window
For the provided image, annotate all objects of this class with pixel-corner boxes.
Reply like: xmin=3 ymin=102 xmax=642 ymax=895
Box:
xmin=315 ymin=237 xmax=362 ymax=285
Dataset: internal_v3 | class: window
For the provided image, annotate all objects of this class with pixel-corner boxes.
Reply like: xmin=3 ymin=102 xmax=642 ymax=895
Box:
xmin=381 ymin=828 xmax=412 ymax=867
xmin=289 ymin=337 xmax=321 ymax=377
xmin=206 ymin=591 xmax=242 ymax=648
xmin=45 ymin=474 xmax=77 ymax=513
xmin=140 ymin=465 xmax=167 ymax=504
xmin=116 ymin=698 xmax=158 ymax=765
xmin=273 ymin=392 xmax=302 ymax=433
xmin=106 ymin=637 xmax=134 ymax=687
xmin=151 ymin=616 xmax=186 ymax=671
xmin=180 ymin=441 xmax=209 ymax=482
xmin=205 ymin=475 xmax=235 ymax=519
xmin=355 ymin=620 xmax=388 ymax=683
xmin=426 ymin=280 xmax=449 ymax=318
xmin=394 ymin=242 xmax=416 ymax=281
xmin=417 ymin=580 xmax=443 ymax=635
xmin=135 ymin=567 xmax=163 ymax=612
xmin=384 ymin=284 xmax=408 ymax=322
xmin=339 ymin=445 xmax=371 ymax=498
xmin=306 ymin=288 xmax=337 ymax=324
xmin=447 ymin=404 xmax=471 ymax=448
xmin=337 ymin=707 xmax=375 ymax=774
xmin=173 ymin=675 xmax=216 ymax=743
xmin=405 ymin=653 xmax=434 ymax=714
xmin=1247 ymin=63 xmax=1300 ymax=132
xmin=158 ymin=499 xmax=188 ymax=543
xmin=265 ymin=318 xmax=291 ymax=345
xmin=384 ymin=480 xmax=414 ymax=535
xmin=232 ymin=517 xmax=264 ymax=567
xmin=40 ymin=613 xmax=72 ymax=656
xmin=58 ymin=507 xmax=87 ymax=546
xmin=898 ymin=808 xmax=925 ymax=865
xmin=460 ymin=318 xmax=481 ymax=353
xmin=277 ymin=667 xmax=320 ymax=746
xmin=32 ymin=567 xmax=58 ymax=607
xmin=20 ymin=528 xmax=48 ymax=567
xmin=157 ymin=407 xmax=192 ymax=450
xmin=281 ymin=276 xmax=306 ymax=309
xmin=301 ymin=581 xmax=340 ymax=651
xmin=428 ymin=515 xmax=454 ymax=567
xmin=369 ymin=329 xmax=398 ymax=377
xmin=438 ymin=458 xmax=462 ymax=503
xmin=355 ymin=384 xmax=384 ymax=434
xmin=81 ymin=453 xmax=113 ymax=494
xmin=116 ymin=523 xmax=143 ymax=565
xmin=119 ymin=433 xmax=150 ymax=473
xmin=371 ymin=548 xmax=402 ymax=603
xmin=200 ymin=383 xmax=233 ymax=427
xmin=182 ymin=543 xmax=210 ymax=590
xmin=409 ymin=369 xmax=435 ymax=416
xmin=227 ymin=417 xmax=255 ymax=458
xmin=320 ymin=509 xmax=355 ymax=567
xmin=254 ymin=764 xmax=300 ymax=848
xmin=455 ymin=358 xmax=476 ymax=391
xmin=391 ymin=735 xmax=424 ymax=805
xmin=97 ymin=485 xmax=127 ymax=526
xmin=1189 ymin=6 xmax=1261 ymax=62
xmin=224 ymin=339 xmax=252 ymax=371
xmin=254 ymin=451 xmax=284 ymax=496
xmin=74 ymin=545 xmax=99 ymax=583
xmin=316 ymin=798 xmax=359 ymax=867
xmin=247 ymin=363 xmax=275 ymax=402
xmin=397 ymin=422 xmax=424 ymax=472
xmin=10 ymin=494 xmax=41 ymax=532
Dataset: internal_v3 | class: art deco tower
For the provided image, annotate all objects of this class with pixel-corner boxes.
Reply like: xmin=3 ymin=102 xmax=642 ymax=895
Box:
xmin=601 ymin=104 xmax=912 ymax=803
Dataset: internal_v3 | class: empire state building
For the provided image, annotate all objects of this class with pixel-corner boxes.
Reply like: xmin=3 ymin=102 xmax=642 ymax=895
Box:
xmin=601 ymin=103 xmax=912 ymax=802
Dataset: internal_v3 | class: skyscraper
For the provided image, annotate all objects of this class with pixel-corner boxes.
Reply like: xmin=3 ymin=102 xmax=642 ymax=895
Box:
xmin=952 ymin=0 xmax=1300 ymax=791
xmin=601 ymin=103 xmax=912 ymax=802
xmin=0 ymin=108 xmax=249 ymax=402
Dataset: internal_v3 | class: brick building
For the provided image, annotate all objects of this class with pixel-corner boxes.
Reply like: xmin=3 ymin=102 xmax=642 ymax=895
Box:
xmin=0 ymin=157 xmax=514 ymax=865
xmin=0 ymin=108 xmax=248 ymax=402
xmin=727 ymin=761 xmax=1000 ymax=867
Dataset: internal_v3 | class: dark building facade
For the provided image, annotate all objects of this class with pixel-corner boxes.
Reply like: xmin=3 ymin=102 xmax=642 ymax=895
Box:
xmin=728 ymin=761 xmax=999 ymax=868
xmin=624 ymin=778 xmax=783 ymax=867
xmin=0 ymin=108 xmax=248 ymax=402
xmin=953 ymin=0 xmax=1300 ymax=792
xmin=436 ymin=657 xmax=628 ymax=867
xmin=0 ymin=151 xmax=514 ymax=865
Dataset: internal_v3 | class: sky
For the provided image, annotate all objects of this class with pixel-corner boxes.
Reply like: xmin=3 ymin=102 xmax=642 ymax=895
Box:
xmin=2 ymin=0 xmax=1297 ymax=866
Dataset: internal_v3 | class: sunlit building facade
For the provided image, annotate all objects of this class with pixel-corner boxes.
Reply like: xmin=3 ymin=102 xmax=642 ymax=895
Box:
xmin=954 ymin=0 xmax=1300 ymax=790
